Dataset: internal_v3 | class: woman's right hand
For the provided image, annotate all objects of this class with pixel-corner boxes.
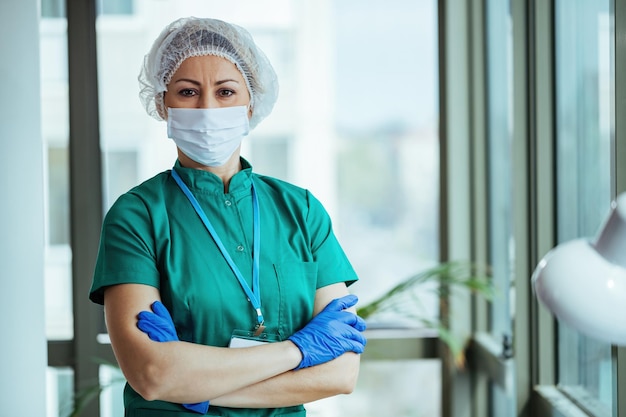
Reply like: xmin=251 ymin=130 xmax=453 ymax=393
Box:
xmin=288 ymin=294 xmax=367 ymax=370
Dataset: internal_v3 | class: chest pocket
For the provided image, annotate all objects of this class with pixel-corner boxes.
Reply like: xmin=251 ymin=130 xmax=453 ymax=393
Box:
xmin=273 ymin=261 xmax=318 ymax=338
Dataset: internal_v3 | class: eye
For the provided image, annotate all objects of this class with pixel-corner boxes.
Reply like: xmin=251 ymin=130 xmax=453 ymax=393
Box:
xmin=179 ymin=88 xmax=198 ymax=97
xmin=218 ymin=89 xmax=235 ymax=98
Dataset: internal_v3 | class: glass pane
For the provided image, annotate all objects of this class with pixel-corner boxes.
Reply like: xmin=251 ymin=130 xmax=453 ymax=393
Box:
xmin=555 ymin=0 xmax=613 ymax=414
xmin=485 ymin=0 xmax=515 ymax=414
xmin=46 ymin=367 xmax=74 ymax=417
xmin=99 ymin=365 xmax=125 ymax=417
xmin=98 ymin=0 xmax=134 ymax=15
xmin=333 ymin=0 xmax=440 ymax=327
xmin=486 ymin=0 xmax=514 ymax=345
xmin=41 ymin=0 xmax=65 ymax=18
xmin=41 ymin=12 xmax=73 ymax=340
xmin=96 ymin=0 xmax=439 ymax=414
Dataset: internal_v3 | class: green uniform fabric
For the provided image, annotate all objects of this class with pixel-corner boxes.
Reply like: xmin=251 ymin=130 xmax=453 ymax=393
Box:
xmin=90 ymin=158 xmax=358 ymax=416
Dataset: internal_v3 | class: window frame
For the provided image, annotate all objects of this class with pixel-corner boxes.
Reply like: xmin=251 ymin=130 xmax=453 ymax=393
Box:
xmin=614 ymin=0 xmax=626 ymax=411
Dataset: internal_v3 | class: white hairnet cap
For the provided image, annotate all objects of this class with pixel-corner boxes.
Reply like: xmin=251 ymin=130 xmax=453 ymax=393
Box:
xmin=138 ymin=16 xmax=279 ymax=130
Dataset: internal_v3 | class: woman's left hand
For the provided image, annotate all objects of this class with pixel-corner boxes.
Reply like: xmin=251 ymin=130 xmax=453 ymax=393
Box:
xmin=137 ymin=300 xmax=180 ymax=342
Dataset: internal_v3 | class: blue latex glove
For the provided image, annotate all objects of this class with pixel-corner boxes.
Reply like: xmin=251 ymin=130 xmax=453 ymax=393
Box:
xmin=288 ymin=294 xmax=367 ymax=370
xmin=137 ymin=301 xmax=210 ymax=415
xmin=137 ymin=301 xmax=179 ymax=342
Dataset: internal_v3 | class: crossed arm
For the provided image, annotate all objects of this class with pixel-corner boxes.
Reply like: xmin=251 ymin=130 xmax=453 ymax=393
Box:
xmin=103 ymin=281 xmax=362 ymax=407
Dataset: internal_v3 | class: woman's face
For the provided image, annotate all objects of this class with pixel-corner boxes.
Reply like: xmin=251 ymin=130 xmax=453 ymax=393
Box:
xmin=163 ymin=54 xmax=251 ymax=111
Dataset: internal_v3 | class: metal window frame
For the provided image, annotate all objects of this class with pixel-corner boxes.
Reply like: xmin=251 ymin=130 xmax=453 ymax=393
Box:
xmin=615 ymin=0 xmax=626 ymax=415
xmin=438 ymin=0 xmax=475 ymax=415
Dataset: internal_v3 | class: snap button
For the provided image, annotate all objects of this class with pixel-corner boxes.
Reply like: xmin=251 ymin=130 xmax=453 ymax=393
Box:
xmin=236 ymin=245 xmax=245 ymax=252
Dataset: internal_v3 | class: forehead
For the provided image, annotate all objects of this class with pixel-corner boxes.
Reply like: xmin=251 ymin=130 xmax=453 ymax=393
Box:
xmin=171 ymin=54 xmax=245 ymax=82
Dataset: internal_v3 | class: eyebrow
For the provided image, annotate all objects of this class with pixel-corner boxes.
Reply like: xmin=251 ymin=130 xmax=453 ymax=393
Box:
xmin=172 ymin=78 xmax=241 ymax=86
xmin=215 ymin=79 xmax=240 ymax=86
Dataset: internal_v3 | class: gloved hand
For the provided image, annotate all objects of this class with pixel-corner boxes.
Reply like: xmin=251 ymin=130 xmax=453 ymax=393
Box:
xmin=288 ymin=294 xmax=367 ymax=370
xmin=137 ymin=301 xmax=210 ymax=415
xmin=137 ymin=300 xmax=179 ymax=342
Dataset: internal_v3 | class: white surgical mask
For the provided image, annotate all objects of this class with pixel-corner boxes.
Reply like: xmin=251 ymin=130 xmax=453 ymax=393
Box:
xmin=167 ymin=106 xmax=250 ymax=167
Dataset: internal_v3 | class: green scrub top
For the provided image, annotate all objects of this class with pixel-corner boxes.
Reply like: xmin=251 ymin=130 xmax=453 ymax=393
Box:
xmin=90 ymin=158 xmax=358 ymax=417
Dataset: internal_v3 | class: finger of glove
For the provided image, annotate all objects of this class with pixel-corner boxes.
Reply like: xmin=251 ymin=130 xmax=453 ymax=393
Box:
xmin=289 ymin=322 xmax=365 ymax=368
xmin=183 ymin=401 xmax=210 ymax=414
xmin=329 ymin=320 xmax=367 ymax=348
xmin=137 ymin=311 xmax=171 ymax=330
xmin=137 ymin=311 xmax=178 ymax=341
xmin=137 ymin=318 xmax=175 ymax=342
xmin=324 ymin=327 xmax=367 ymax=355
xmin=298 ymin=334 xmax=364 ymax=368
xmin=337 ymin=337 xmax=366 ymax=354
xmin=151 ymin=301 xmax=175 ymax=323
xmin=341 ymin=325 xmax=368 ymax=349
xmin=326 ymin=310 xmax=367 ymax=332
xmin=353 ymin=315 xmax=367 ymax=332
xmin=298 ymin=313 xmax=363 ymax=343
xmin=322 ymin=294 xmax=359 ymax=313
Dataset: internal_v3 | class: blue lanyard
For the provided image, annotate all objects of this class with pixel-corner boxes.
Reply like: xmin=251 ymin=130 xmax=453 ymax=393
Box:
xmin=170 ymin=168 xmax=264 ymax=328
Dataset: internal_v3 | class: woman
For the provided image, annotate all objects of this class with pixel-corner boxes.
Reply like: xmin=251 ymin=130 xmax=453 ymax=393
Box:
xmin=89 ymin=16 xmax=366 ymax=416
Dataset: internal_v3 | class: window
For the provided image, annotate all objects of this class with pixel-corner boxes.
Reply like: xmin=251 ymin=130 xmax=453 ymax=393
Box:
xmin=98 ymin=0 xmax=133 ymax=15
xmin=555 ymin=0 xmax=613 ymax=414
xmin=41 ymin=0 xmax=65 ymax=18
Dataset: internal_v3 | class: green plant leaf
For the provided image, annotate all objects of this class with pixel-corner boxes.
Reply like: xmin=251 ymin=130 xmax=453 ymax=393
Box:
xmin=357 ymin=260 xmax=495 ymax=369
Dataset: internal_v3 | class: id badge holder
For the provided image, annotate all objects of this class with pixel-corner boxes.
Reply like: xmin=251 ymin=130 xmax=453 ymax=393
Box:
xmin=229 ymin=329 xmax=280 ymax=348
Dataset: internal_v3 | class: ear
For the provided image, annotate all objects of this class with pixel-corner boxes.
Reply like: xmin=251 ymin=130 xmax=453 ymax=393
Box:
xmin=157 ymin=92 xmax=168 ymax=120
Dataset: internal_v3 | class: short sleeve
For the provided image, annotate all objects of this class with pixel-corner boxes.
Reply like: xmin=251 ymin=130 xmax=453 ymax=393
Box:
xmin=305 ymin=191 xmax=359 ymax=289
xmin=89 ymin=192 xmax=161 ymax=305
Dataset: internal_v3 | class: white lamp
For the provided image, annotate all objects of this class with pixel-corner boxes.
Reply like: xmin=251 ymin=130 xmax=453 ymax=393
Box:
xmin=532 ymin=192 xmax=626 ymax=346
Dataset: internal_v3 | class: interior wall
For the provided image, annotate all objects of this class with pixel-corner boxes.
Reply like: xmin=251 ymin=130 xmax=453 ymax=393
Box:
xmin=0 ymin=0 xmax=48 ymax=415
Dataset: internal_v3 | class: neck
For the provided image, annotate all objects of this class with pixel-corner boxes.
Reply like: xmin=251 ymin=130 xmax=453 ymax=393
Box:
xmin=177 ymin=150 xmax=242 ymax=192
